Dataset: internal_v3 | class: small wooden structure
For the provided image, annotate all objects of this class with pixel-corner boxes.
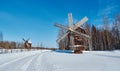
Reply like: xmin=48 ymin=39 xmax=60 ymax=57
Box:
xmin=23 ymin=38 xmax=32 ymax=49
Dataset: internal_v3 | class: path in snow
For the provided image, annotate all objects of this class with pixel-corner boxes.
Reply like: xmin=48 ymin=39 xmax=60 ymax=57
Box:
xmin=0 ymin=50 xmax=49 ymax=71
xmin=0 ymin=50 xmax=120 ymax=71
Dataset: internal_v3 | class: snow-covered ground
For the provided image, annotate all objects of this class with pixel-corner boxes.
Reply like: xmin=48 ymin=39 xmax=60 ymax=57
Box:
xmin=0 ymin=50 xmax=120 ymax=71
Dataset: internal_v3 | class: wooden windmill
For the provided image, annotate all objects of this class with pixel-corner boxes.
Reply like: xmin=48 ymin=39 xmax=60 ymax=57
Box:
xmin=55 ymin=13 xmax=92 ymax=53
xmin=23 ymin=38 xmax=32 ymax=49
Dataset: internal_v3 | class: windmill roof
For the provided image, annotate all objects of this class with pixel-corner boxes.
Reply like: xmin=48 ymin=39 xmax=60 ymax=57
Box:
xmin=28 ymin=40 xmax=32 ymax=43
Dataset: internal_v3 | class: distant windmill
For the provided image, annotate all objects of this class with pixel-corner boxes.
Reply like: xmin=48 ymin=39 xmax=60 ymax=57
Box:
xmin=22 ymin=38 xmax=32 ymax=49
xmin=55 ymin=13 xmax=92 ymax=53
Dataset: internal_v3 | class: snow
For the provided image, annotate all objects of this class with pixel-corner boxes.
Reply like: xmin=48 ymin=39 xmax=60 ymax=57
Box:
xmin=0 ymin=50 xmax=120 ymax=71
xmin=28 ymin=40 xmax=32 ymax=43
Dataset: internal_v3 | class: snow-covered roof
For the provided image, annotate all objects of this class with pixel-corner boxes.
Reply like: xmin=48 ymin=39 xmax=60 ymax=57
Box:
xmin=28 ymin=40 xmax=32 ymax=43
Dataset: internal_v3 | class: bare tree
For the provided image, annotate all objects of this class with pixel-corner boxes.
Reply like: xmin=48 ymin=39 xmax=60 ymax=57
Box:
xmin=10 ymin=42 xmax=16 ymax=49
xmin=112 ymin=14 xmax=120 ymax=49
xmin=58 ymin=28 xmax=67 ymax=50
xmin=0 ymin=31 xmax=3 ymax=41
xmin=91 ymin=25 xmax=97 ymax=50
xmin=84 ymin=23 xmax=92 ymax=50
xmin=102 ymin=16 xmax=112 ymax=50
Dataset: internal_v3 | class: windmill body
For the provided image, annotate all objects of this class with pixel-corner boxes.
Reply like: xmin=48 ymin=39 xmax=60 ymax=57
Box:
xmin=23 ymin=38 xmax=32 ymax=49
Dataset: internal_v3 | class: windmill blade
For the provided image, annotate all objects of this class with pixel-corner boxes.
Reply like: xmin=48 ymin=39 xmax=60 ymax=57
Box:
xmin=72 ymin=30 xmax=90 ymax=39
xmin=55 ymin=23 xmax=90 ymax=39
xmin=54 ymin=23 xmax=69 ymax=30
xmin=68 ymin=13 xmax=73 ymax=27
xmin=55 ymin=23 xmax=90 ymax=38
xmin=57 ymin=32 xmax=69 ymax=43
xmin=23 ymin=38 xmax=25 ymax=41
xmin=71 ymin=16 xmax=88 ymax=30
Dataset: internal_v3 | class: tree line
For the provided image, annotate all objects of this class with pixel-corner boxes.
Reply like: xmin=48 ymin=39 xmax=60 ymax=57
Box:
xmin=0 ymin=41 xmax=57 ymax=50
xmin=0 ymin=41 xmax=24 ymax=49
xmin=58 ymin=13 xmax=120 ymax=51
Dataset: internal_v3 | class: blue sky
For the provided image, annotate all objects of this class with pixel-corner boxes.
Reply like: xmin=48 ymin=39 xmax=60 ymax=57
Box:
xmin=0 ymin=0 xmax=120 ymax=48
